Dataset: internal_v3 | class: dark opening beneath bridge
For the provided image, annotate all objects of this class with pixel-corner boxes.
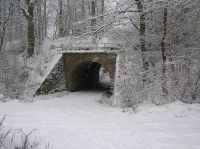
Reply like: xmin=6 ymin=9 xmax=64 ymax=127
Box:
xmin=70 ymin=61 xmax=111 ymax=92
xmin=36 ymin=52 xmax=117 ymax=95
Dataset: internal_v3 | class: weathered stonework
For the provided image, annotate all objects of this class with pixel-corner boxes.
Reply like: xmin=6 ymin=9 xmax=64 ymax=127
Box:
xmin=36 ymin=51 xmax=117 ymax=94
xmin=36 ymin=56 xmax=66 ymax=95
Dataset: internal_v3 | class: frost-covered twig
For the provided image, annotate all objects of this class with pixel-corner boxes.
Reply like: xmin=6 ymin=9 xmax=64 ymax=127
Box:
xmin=0 ymin=115 xmax=11 ymax=148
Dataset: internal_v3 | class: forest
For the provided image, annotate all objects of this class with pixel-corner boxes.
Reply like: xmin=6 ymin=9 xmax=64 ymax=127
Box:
xmin=0 ymin=0 xmax=200 ymax=105
xmin=0 ymin=0 xmax=200 ymax=148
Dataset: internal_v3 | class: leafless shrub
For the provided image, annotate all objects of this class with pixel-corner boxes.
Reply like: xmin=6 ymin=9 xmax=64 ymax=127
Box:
xmin=12 ymin=129 xmax=50 ymax=149
xmin=13 ymin=129 xmax=38 ymax=149
xmin=122 ymin=99 xmax=137 ymax=113
xmin=0 ymin=116 xmax=50 ymax=149
xmin=0 ymin=115 xmax=11 ymax=148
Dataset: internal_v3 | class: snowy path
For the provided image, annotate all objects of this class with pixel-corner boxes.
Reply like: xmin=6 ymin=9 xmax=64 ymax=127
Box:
xmin=0 ymin=92 xmax=200 ymax=149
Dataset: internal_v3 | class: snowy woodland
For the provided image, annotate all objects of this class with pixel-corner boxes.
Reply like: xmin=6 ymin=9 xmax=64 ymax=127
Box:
xmin=0 ymin=0 xmax=199 ymax=103
xmin=0 ymin=0 xmax=200 ymax=149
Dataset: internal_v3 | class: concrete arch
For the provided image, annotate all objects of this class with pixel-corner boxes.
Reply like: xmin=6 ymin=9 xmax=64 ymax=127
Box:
xmin=63 ymin=52 xmax=117 ymax=92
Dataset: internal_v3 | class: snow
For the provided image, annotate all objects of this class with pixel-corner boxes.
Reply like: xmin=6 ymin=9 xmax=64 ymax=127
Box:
xmin=37 ymin=54 xmax=62 ymax=84
xmin=99 ymin=67 xmax=111 ymax=85
xmin=25 ymin=38 xmax=64 ymax=96
xmin=59 ymin=49 xmax=119 ymax=54
xmin=0 ymin=91 xmax=200 ymax=149
xmin=31 ymin=39 xmax=63 ymax=84
xmin=52 ymin=36 xmax=122 ymax=53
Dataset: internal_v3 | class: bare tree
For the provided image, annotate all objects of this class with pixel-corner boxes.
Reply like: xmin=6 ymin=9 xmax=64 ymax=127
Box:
xmin=161 ymin=6 xmax=168 ymax=95
xmin=135 ymin=0 xmax=149 ymax=83
xmin=58 ymin=0 xmax=64 ymax=37
xmin=18 ymin=0 xmax=37 ymax=57
xmin=0 ymin=1 xmax=14 ymax=52
xmin=43 ymin=0 xmax=47 ymax=37
xmin=91 ymin=0 xmax=97 ymax=42
xmin=100 ymin=0 xmax=105 ymax=21
xmin=81 ymin=0 xmax=85 ymax=19
xmin=37 ymin=0 xmax=43 ymax=48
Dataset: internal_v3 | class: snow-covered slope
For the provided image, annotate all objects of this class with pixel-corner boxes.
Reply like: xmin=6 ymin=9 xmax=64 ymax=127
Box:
xmin=25 ymin=38 xmax=64 ymax=97
xmin=0 ymin=91 xmax=200 ymax=149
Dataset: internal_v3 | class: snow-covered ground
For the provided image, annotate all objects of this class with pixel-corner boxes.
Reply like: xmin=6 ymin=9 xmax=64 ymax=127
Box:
xmin=0 ymin=91 xmax=200 ymax=149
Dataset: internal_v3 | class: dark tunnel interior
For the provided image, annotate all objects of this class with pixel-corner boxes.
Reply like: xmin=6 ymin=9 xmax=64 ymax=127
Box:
xmin=71 ymin=61 xmax=111 ymax=91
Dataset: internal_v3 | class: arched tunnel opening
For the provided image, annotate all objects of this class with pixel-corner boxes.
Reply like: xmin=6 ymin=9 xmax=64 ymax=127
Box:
xmin=36 ymin=53 xmax=117 ymax=96
xmin=70 ymin=61 xmax=112 ymax=92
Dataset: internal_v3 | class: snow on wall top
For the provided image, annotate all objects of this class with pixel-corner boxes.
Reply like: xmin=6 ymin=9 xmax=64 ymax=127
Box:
xmin=59 ymin=49 xmax=119 ymax=54
xmin=52 ymin=37 xmax=123 ymax=54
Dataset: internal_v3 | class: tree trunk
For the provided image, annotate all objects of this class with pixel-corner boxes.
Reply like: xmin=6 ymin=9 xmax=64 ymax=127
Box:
xmin=161 ymin=7 xmax=168 ymax=95
xmin=87 ymin=0 xmax=91 ymax=15
xmin=136 ymin=0 xmax=149 ymax=83
xmin=0 ymin=0 xmax=2 ymax=33
xmin=91 ymin=0 xmax=96 ymax=29
xmin=82 ymin=0 xmax=85 ymax=19
xmin=27 ymin=17 xmax=35 ymax=56
xmin=101 ymin=0 xmax=105 ymax=21
xmin=91 ymin=0 xmax=97 ymax=42
xmin=27 ymin=1 xmax=35 ymax=57
xmin=0 ymin=0 xmax=5 ymax=52
xmin=74 ymin=5 xmax=77 ymax=22
xmin=0 ymin=1 xmax=13 ymax=52
xmin=67 ymin=0 xmax=71 ymax=35
xmin=58 ymin=0 xmax=64 ymax=37
xmin=37 ymin=0 xmax=42 ymax=48
xmin=43 ymin=0 xmax=47 ymax=37
xmin=0 ymin=25 xmax=6 ymax=52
